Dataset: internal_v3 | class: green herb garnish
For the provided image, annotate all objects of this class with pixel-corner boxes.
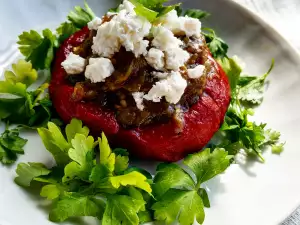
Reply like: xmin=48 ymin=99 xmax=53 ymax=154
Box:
xmin=203 ymin=28 xmax=229 ymax=59
xmin=0 ymin=127 xmax=27 ymax=165
xmin=67 ymin=0 xmax=95 ymax=29
xmin=15 ymin=119 xmax=231 ymax=225
xmin=0 ymin=60 xmax=51 ymax=164
xmin=184 ymin=9 xmax=210 ymax=20
xmin=216 ymin=57 xmax=283 ymax=161
xmin=130 ymin=0 xmax=180 ymax=22
xmin=18 ymin=29 xmax=58 ymax=70
xmin=16 ymin=119 xmax=153 ymax=224
xmin=152 ymin=148 xmax=231 ymax=225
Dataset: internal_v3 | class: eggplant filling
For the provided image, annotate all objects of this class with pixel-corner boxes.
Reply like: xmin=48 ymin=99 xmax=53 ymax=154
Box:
xmin=64 ymin=26 xmax=211 ymax=129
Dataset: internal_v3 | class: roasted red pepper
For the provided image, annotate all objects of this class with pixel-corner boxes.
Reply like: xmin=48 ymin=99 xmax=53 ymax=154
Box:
xmin=50 ymin=27 xmax=231 ymax=162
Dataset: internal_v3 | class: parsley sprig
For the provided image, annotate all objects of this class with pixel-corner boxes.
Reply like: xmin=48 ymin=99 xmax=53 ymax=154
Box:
xmin=152 ymin=148 xmax=231 ymax=225
xmin=201 ymin=24 xmax=284 ymax=160
xmin=0 ymin=60 xmax=51 ymax=164
xmin=16 ymin=119 xmax=152 ymax=224
xmin=0 ymin=3 xmax=97 ymax=165
xmin=17 ymin=2 xmax=95 ymax=71
xmin=0 ymin=126 xmax=27 ymax=165
xmin=215 ymin=56 xmax=284 ymax=161
xmin=15 ymin=119 xmax=231 ymax=225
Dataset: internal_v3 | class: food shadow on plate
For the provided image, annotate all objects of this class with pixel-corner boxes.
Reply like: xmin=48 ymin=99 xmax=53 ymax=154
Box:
xmin=235 ymin=150 xmax=260 ymax=177
xmin=202 ymin=176 xmax=226 ymax=205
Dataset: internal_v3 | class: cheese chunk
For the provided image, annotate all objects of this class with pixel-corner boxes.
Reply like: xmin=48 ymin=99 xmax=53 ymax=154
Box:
xmin=158 ymin=10 xmax=181 ymax=33
xmin=118 ymin=0 xmax=135 ymax=13
xmin=145 ymin=48 xmax=165 ymax=71
xmin=144 ymin=71 xmax=187 ymax=104
xmin=165 ymin=48 xmax=190 ymax=71
xmin=92 ymin=1 xmax=151 ymax=57
xmin=88 ymin=17 xmax=103 ymax=30
xmin=132 ymin=92 xmax=145 ymax=111
xmin=61 ymin=52 xmax=86 ymax=75
xmin=152 ymin=26 xmax=183 ymax=51
xmin=187 ymin=65 xmax=206 ymax=79
xmin=159 ymin=10 xmax=202 ymax=37
xmin=179 ymin=16 xmax=201 ymax=37
xmin=92 ymin=20 xmax=121 ymax=57
xmin=85 ymin=58 xmax=115 ymax=83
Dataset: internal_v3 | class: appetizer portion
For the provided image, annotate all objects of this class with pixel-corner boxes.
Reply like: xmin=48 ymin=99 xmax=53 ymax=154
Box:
xmin=0 ymin=0 xmax=285 ymax=225
xmin=50 ymin=0 xmax=230 ymax=161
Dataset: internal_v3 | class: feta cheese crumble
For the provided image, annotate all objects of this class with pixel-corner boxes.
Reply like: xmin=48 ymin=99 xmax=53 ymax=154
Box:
xmin=144 ymin=71 xmax=187 ymax=104
xmin=179 ymin=16 xmax=202 ymax=37
xmin=118 ymin=0 xmax=135 ymax=13
xmin=92 ymin=21 xmax=121 ymax=57
xmin=85 ymin=58 xmax=115 ymax=83
xmin=87 ymin=1 xmax=205 ymax=106
xmin=87 ymin=17 xmax=103 ymax=30
xmin=165 ymin=48 xmax=190 ymax=71
xmin=187 ymin=65 xmax=206 ymax=79
xmin=152 ymin=26 xmax=183 ymax=50
xmin=145 ymin=48 xmax=165 ymax=71
xmin=132 ymin=92 xmax=145 ymax=111
xmin=61 ymin=52 xmax=86 ymax=75
xmin=158 ymin=10 xmax=181 ymax=33
xmin=92 ymin=0 xmax=151 ymax=57
xmin=159 ymin=10 xmax=202 ymax=37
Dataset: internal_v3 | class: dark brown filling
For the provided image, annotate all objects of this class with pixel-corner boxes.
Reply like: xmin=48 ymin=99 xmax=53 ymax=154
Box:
xmin=66 ymin=29 xmax=211 ymax=129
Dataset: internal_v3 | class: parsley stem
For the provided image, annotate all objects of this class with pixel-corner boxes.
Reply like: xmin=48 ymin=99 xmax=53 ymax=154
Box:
xmin=255 ymin=150 xmax=265 ymax=163
xmin=33 ymin=83 xmax=49 ymax=106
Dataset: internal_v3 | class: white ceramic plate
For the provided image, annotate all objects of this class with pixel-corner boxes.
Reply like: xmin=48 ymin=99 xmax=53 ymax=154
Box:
xmin=1 ymin=0 xmax=300 ymax=225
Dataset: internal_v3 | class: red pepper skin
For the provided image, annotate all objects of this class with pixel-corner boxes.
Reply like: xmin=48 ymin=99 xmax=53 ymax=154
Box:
xmin=50 ymin=27 xmax=231 ymax=162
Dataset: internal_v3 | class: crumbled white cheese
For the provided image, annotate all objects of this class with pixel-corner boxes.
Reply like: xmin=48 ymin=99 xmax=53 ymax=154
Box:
xmin=87 ymin=17 xmax=103 ymax=30
xmin=165 ymin=48 xmax=190 ymax=71
xmin=118 ymin=10 xmax=151 ymax=56
xmin=92 ymin=20 xmax=122 ymax=57
xmin=152 ymin=26 xmax=183 ymax=51
xmin=187 ymin=65 xmax=206 ymax=79
xmin=106 ymin=11 xmax=118 ymax=17
xmin=61 ymin=52 xmax=86 ymax=75
xmin=158 ymin=10 xmax=181 ymax=33
xmin=92 ymin=1 xmax=151 ymax=57
xmin=132 ymin=92 xmax=145 ymax=111
xmin=144 ymin=71 xmax=187 ymax=104
xmin=152 ymin=71 xmax=169 ymax=79
xmin=133 ymin=40 xmax=150 ymax=57
xmin=179 ymin=16 xmax=201 ymax=37
xmin=85 ymin=58 xmax=115 ymax=83
xmin=145 ymin=48 xmax=165 ymax=71
xmin=158 ymin=10 xmax=201 ymax=37
xmin=118 ymin=0 xmax=135 ymax=13
xmin=151 ymin=25 xmax=190 ymax=71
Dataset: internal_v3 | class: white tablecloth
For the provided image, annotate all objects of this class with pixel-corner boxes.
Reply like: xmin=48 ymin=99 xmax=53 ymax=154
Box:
xmin=234 ymin=0 xmax=300 ymax=51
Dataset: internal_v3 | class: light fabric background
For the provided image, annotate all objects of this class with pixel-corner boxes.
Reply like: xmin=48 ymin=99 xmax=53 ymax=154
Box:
xmin=236 ymin=0 xmax=300 ymax=51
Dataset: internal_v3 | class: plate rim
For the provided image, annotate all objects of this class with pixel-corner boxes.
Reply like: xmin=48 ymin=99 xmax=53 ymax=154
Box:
xmin=227 ymin=0 xmax=300 ymax=62
xmin=1 ymin=1 xmax=300 ymax=225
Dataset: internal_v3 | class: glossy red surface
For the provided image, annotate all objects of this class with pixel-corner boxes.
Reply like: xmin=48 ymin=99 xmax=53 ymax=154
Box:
xmin=50 ymin=27 xmax=231 ymax=162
